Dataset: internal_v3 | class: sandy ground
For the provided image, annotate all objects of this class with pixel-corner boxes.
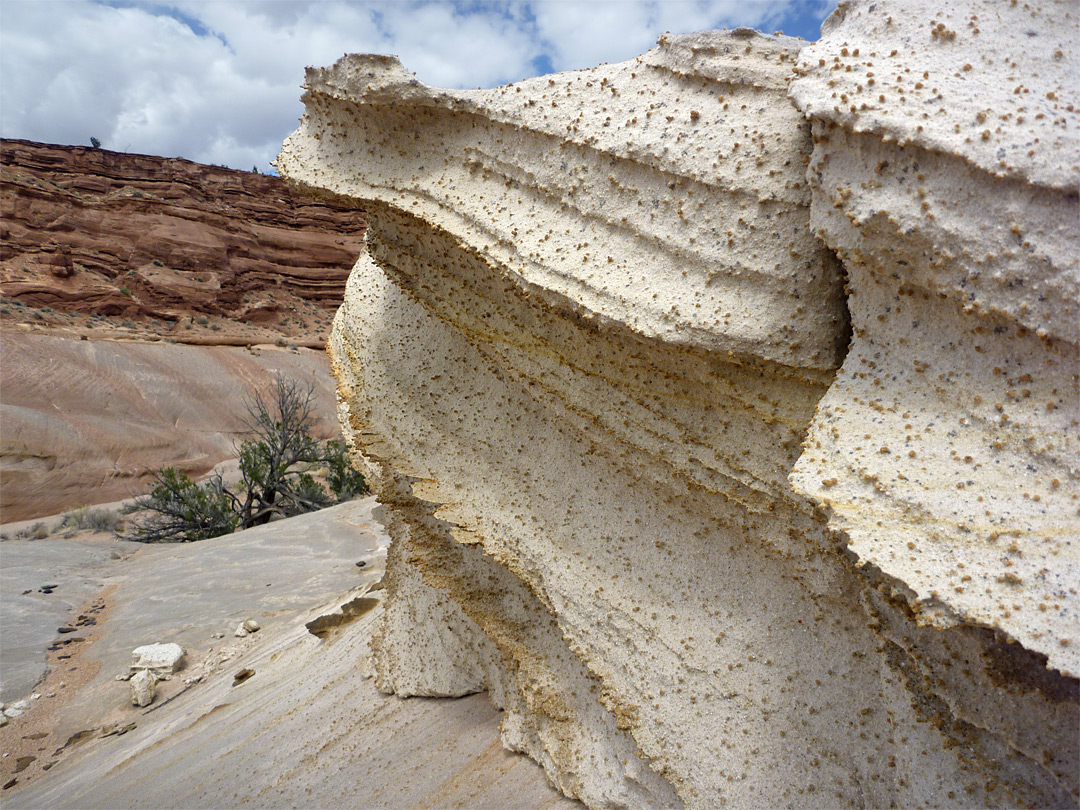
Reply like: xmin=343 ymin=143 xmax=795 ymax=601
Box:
xmin=0 ymin=499 xmax=578 ymax=809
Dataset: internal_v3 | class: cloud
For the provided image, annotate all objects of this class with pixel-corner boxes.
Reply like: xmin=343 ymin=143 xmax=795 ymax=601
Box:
xmin=0 ymin=0 xmax=834 ymax=172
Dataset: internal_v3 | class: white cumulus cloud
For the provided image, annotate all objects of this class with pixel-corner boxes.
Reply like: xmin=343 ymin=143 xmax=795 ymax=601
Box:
xmin=0 ymin=0 xmax=834 ymax=171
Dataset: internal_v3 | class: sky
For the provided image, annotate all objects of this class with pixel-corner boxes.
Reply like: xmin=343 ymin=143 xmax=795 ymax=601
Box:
xmin=0 ymin=0 xmax=836 ymax=173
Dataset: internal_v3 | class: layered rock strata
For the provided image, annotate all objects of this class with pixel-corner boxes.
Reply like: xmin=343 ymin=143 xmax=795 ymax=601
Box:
xmin=1 ymin=139 xmax=365 ymax=340
xmin=281 ymin=19 xmax=1078 ymax=810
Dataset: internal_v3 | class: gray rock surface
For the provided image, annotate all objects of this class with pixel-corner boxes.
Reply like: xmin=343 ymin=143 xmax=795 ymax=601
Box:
xmin=0 ymin=538 xmax=141 ymax=703
xmin=3 ymin=498 xmax=577 ymax=809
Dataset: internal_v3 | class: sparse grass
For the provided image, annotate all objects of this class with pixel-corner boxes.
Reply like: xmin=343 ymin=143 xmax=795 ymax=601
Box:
xmin=60 ymin=506 xmax=123 ymax=535
xmin=15 ymin=522 xmax=50 ymax=540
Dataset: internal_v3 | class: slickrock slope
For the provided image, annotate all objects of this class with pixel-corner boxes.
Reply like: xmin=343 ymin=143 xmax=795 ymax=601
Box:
xmin=3 ymin=500 xmax=576 ymax=810
xmin=281 ymin=21 xmax=1078 ymax=810
xmin=0 ymin=334 xmax=340 ymax=521
xmin=1 ymin=139 xmax=365 ymax=344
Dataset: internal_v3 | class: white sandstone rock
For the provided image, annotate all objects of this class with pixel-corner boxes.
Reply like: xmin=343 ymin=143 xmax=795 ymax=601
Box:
xmin=129 ymin=669 xmax=156 ymax=707
xmin=281 ymin=16 xmax=1079 ymax=810
xmin=788 ymin=0 xmax=1080 ymax=683
xmin=130 ymin=642 xmax=185 ymax=678
xmin=234 ymin=619 xmax=261 ymax=638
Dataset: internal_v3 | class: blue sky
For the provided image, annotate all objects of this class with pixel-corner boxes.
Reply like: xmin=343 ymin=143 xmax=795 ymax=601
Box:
xmin=1 ymin=1 xmax=836 ymax=172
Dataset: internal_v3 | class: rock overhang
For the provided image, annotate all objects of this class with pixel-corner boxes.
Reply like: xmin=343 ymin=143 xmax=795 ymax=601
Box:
xmin=280 ymin=17 xmax=1078 ymax=809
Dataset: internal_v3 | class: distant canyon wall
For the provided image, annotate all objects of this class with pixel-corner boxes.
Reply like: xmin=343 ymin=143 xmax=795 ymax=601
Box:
xmin=280 ymin=2 xmax=1078 ymax=807
xmin=0 ymin=139 xmax=365 ymax=329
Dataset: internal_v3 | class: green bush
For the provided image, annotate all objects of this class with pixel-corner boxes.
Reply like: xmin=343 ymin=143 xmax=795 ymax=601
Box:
xmin=124 ymin=377 xmax=369 ymax=543
xmin=124 ymin=468 xmax=238 ymax=543
xmin=325 ymin=440 xmax=366 ymax=501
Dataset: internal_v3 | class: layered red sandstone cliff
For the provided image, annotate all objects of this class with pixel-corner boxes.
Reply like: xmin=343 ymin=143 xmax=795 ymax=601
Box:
xmin=1 ymin=139 xmax=365 ymax=343
xmin=0 ymin=141 xmax=362 ymax=521
xmin=280 ymin=6 xmax=1077 ymax=807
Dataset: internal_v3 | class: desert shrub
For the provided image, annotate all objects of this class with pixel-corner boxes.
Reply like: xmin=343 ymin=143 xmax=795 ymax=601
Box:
xmin=123 ymin=468 xmax=238 ymax=543
xmin=124 ymin=377 xmax=369 ymax=543
xmin=61 ymin=506 xmax=122 ymax=534
xmin=18 ymin=522 xmax=50 ymax=540
xmin=325 ymin=440 xmax=367 ymax=501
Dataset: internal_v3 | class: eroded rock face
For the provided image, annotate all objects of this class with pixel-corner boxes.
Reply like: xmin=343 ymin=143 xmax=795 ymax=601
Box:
xmin=788 ymin=0 xmax=1079 ymax=679
xmin=1 ymin=138 xmax=365 ymax=339
xmin=281 ymin=21 xmax=1078 ymax=810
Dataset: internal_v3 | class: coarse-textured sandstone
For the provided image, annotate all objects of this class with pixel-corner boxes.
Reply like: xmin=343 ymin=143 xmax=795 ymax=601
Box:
xmin=129 ymin=643 xmax=185 ymax=679
xmin=788 ymin=0 xmax=1079 ymax=680
xmin=128 ymin=669 xmax=156 ymax=707
xmin=281 ymin=18 xmax=1078 ymax=810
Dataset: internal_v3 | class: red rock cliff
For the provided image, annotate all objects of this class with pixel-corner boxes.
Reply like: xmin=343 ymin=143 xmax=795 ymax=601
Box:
xmin=0 ymin=139 xmax=364 ymax=340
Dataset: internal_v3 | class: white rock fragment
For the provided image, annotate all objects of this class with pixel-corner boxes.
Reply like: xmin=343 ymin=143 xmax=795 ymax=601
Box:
xmin=234 ymin=619 xmax=260 ymax=637
xmin=130 ymin=642 xmax=185 ymax=678
xmin=4 ymin=699 xmax=30 ymax=718
xmin=129 ymin=669 xmax=157 ymax=707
